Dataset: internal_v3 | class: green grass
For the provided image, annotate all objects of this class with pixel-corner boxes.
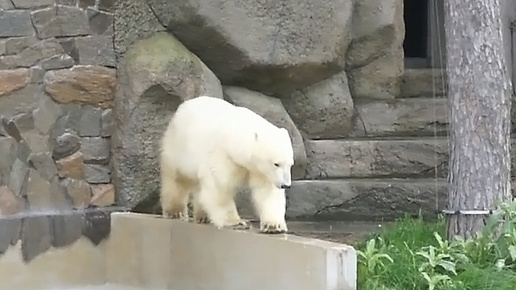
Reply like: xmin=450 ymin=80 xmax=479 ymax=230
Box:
xmin=355 ymin=210 xmax=516 ymax=290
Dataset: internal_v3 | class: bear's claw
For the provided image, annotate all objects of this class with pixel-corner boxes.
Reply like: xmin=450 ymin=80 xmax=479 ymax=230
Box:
xmin=260 ymin=222 xmax=288 ymax=234
xmin=162 ymin=211 xmax=189 ymax=222
xmin=196 ymin=216 xmax=210 ymax=224
xmin=223 ymin=220 xmax=251 ymax=231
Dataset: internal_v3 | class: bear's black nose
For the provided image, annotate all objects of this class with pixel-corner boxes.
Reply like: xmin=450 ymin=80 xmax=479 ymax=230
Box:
xmin=280 ymin=184 xmax=291 ymax=189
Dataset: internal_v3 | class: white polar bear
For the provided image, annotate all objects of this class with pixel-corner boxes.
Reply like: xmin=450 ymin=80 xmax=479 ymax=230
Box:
xmin=159 ymin=96 xmax=294 ymax=234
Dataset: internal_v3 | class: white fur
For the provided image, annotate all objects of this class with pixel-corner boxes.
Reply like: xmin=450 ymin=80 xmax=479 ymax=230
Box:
xmin=160 ymin=96 xmax=294 ymax=233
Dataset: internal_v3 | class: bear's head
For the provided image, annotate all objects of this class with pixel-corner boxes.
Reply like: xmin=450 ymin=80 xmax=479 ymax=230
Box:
xmin=252 ymin=127 xmax=294 ymax=190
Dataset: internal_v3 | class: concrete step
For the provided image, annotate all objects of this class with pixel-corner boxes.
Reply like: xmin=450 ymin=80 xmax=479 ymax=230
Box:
xmin=350 ymin=98 xmax=449 ymax=138
xmin=305 ymin=138 xmax=516 ymax=180
xmin=305 ymin=138 xmax=448 ymax=179
xmin=285 ymin=179 xmax=447 ymax=221
xmin=400 ymin=68 xmax=447 ymax=98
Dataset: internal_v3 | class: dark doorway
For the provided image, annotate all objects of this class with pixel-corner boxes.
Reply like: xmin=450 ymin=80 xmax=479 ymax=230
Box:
xmin=403 ymin=0 xmax=429 ymax=59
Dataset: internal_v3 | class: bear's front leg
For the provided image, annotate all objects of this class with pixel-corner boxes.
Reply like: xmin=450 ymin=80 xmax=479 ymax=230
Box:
xmin=251 ymin=185 xmax=288 ymax=234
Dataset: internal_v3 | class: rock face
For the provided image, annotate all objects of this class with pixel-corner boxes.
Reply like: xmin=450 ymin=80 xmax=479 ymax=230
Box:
xmin=112 ymin=32 xmax=223 ymax=209
xmin=345 ymin=0 xmax=405 ymax=99
xmin=223 ymin=86 xmax=307 ymax=179
xmin=282 ymin=71 xmax=355 ymax=139
xmin=145 ymin=0 xmax=354 ymax=96
xmin=0 ymin=68 xmax=29 ymax=97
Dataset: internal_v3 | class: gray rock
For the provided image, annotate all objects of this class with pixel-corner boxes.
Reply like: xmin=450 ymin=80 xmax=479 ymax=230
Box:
xmin=61 ymin=178 xmax=91 ymax=208
xmin=25 ymin=169 xmax=72 ymax=211
xmin=56 ymin=0 xmax=77 ymax=4
xmin=98 ymin=0 xmax=114 ymax=12
xmin=31 ymin=6 xmax=90 ymax=39
xmin=223 ymin=86 xmax=308 ymax=180
xmin=33 ymin=93 xmax=62 ymax=135
xmin=40 ymin=54 xmax=75 ymax=70
xmin=59 ymin=38 xmax=79 ymax=63
xmin=79 ymin=0 xmax=94 ymax=8
xmin=87 ymin=8 xmax=113 ymax=35
xmin=347 ymin=51 xmax=404 ymax=99
xmin=28 ymin=152 xmax=59 ymax=181
xmin=0 ymin=218 xmax=21 ymax=254
xmin=84 ymin=164 xmax=111 ymax=183
xmin=282 ymin=71 xmax=355 ymax=139
xmin=113 ymin=0 xmax=165 ymax=56
xmin=51 ymin=213 xmax=83 ymax=248
xmin=22 ymin=131 xmax=50 ymax=154
xmin=0 ymin=84 xmax=40 ymax=120
xmin=8 ymin=159 xmax=29 ymax=197
xmin=0 ymin=40 xmax=5 ymax=56
xmin=10 ymin=112 xmax=34 ymax=133
xmin=346 ymin=0 xmax=404 ymax=68
xmin=0 ymin=0 xmax=14 ymax=9
xmin=100 ymin=108 xmax=113 ymax=137
xmin=0 ymin=10 xmax=34 ymax=37
xmin=0 ymin=137 xmax=16 ymax=185
xmin=305 ymin=138 xmax=448 ymax=179
xmin=76 ymin=35 xmax=115 ymax=67
xmin=146 ymin=0 xmax=353 ymax=96
xmin=286 ymin=179 xmax=446 ymax=220
xmin=21 ymin=216 xmax=52 ymax=262
xmin=16 ymin=140 xmax=31 ymax=163
xmin=81 ymin=137 xmax=110 ymax=163
xmin=78 ymin=106 xmax=102 ymax=137
xmin=2 ymin=117 xmax=22 ymax=142
xmin=29 ymin=66 xmax=45 ymax=84
xmin=112 ymin=32 xmax=223 ymax=210
xmin=401 ymin=69 xmax=448 ymax=98
xmin=0 ymin=39 xmax=64 ymax=69
xmin=11 ymin=0 xmax=53 ymax=8
xmin=51 ymin=131 xmax=81 ymax=160
xmin=4 ymin=36 xmax=38 ymax=55
xmin=350 ymin=98 xmax=449 ymax=137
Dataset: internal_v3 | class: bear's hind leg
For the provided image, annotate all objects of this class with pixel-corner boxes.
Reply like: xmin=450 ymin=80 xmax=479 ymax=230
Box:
xmin=225 ymin=201 xmax=250 ymax=230
xmin=160 ymin=166 xmax=190 ymax=221
xmin=251 ymin=185 xmax=288 ymax=234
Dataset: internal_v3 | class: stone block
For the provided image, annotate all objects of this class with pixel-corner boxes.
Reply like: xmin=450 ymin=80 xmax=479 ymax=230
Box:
xmin=401 ymin=69 xmax=448 ymax=98
xmin=28 ymin=152 xmax=58 ymax=181
xmin=25 ymin=169 xmax=71 ymax=210
xmin=283 ymin=70 xmax=355 ymax=139
xmin=0 ymin=137 xmax=16 ymax=185
xmin=100 ymin=108 xmax=113 ymax=137
xmin=29 ymin=66 xmax=45 ymax=84
xmin=0 ymin=185 xmax=20 ymax=215
xmin=286 ymin=179 xmax=446 ymax=220
xmin=59 ymin=38 xmax=80 ymax=62
xmin=31 ymin=6 xmax=90 ymax=39
xmin=350 ymin=98 xmax=449 ymax=137
xmin=62 ymin=178 xmax=91 ymax=208
xmin=81 ymin=137 xmax=110 ymax=163
xmin=0 ymin=10 xmax=34 ymax=37
xmin=81 ymin=209 xmax=111 ymax=245
xmin=44 ymin=65 xmax=116 ymax=109
xmin=107 ymin=213 xmax=357 ymax=290
xmin=78 ymin=105 xmax=102 ymax=137
xmin=76 ymin=35 xmax=115 ymax=67
xmin=51 ymin=131 xmax=81 ymax=160
xmin=0 ymin=38 xmax=64 ymax=69
xmin=90 ymin=183 xmax=115 ymax=206
xmin=87 ymin=9 xmax=114 ymax=35
xmin=51 ymin=213 xmax=83 ymax=248
xmin=8 ymin=159 xmax=29 ymax=197
xmin=98 ymin=0 xmax=114 ymax=12
xmin=223 ymin=86 xmax=307 ymax=179
xmin=10 ymin=112 xmax=34 ymax=133
xmin=21 ymin=216 xmax=52 ymax=262
xmin=0 ymin=84 xmax=40 ymax=120
xmin=0 ymin=218 xmax=21 ymax=254
xmin=56 ymin=151 xmax=85 ymax=180
xmin=33 ymin=93 xmax=62 ymax=135
xmin=0 ymin=0 xmax=14 ymax=9
xmin=40 ymin=54 xmax=75 ymax=70
xmin=305 ymin=138 xmax=448 ymax=179
xmin=79 ymin=0 xmax=94 ymax=8
xmin=11 ymin=0 xmax=53 ymax=8
xmin=0 ymin=68 xmax=30 ymax=97
xmin=4 ymin=37 xmax=38 ymax=55
xmin=84 ymin=164 xmax=111 ymax=183
xmin=145 ymin=0 xmax=353 ymax=95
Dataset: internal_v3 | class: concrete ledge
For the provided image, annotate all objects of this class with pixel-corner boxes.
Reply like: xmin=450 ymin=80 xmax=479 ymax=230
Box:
xmin=106 ymin=213 xmax=357 ymax=290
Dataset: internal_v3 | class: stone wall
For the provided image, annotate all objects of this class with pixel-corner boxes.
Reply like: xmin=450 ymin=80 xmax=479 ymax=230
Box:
xmin=0 ymin=0 xmax=117 ymax=218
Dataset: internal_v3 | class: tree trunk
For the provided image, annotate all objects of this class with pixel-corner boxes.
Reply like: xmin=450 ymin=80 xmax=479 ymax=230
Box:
xmin=445 ymin=0 xmax=512 ymax=240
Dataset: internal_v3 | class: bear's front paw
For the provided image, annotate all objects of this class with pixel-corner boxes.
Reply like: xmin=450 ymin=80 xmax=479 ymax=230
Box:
xmin=195 ymin=216 xmax=210 ymax=224
xmin=162 ymin=211 xmax=189 ymax=222
xmin=260 ymin=221 xmax=288 ymax=234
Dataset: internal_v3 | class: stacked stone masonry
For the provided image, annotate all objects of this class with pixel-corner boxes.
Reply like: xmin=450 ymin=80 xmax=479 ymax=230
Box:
xmin=0 ymin=0 xmax=116 ymax=223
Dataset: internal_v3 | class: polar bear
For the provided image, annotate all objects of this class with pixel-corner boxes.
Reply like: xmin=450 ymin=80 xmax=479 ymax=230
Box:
xmin=159 ymin=96 xmax=294 ymax=234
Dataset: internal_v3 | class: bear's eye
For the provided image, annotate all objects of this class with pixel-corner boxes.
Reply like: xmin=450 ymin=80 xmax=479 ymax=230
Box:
xmin=274 ymin=163 xmax=280 ymax=167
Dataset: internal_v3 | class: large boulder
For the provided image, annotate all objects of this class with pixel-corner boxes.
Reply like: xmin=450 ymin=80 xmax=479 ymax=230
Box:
xmin=145 ymin=0 xmax=354 ymax=96
xmin=345 ymin=0 xmax=404 ymax=99
xmin=223 ymin=86 xmax=307 ymax=180
xmin=282 ymin=70 xmax=355 ymax=139
xmin=111 ymin=32 xmax=223 ymax=211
